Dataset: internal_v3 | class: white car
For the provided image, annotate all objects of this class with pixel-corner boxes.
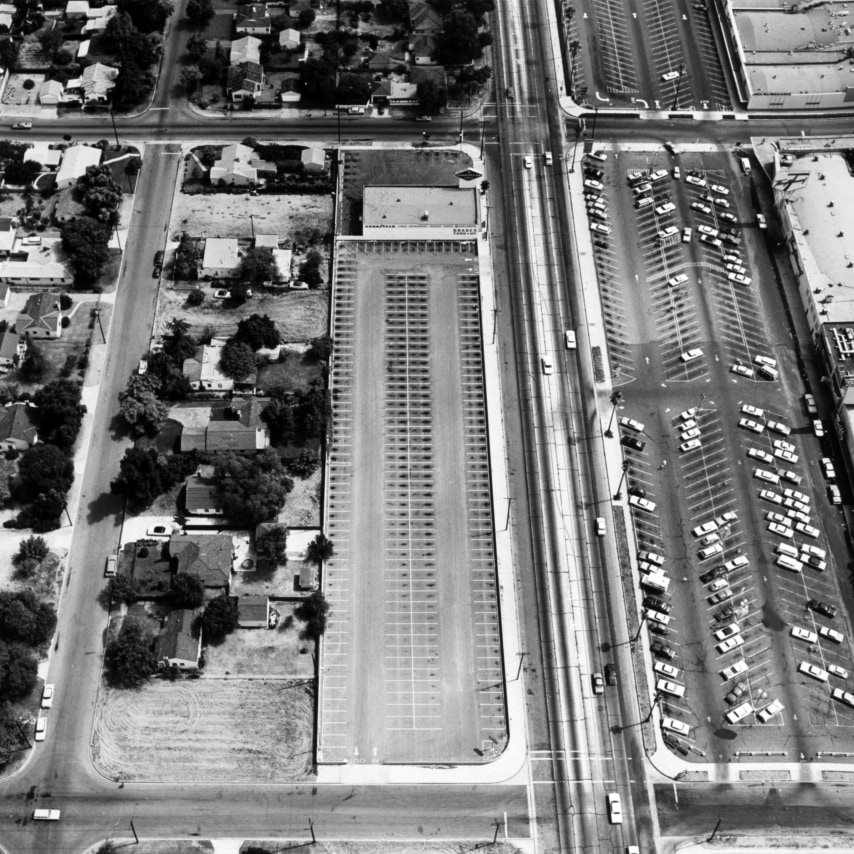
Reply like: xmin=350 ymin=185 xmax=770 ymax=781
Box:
xmin=700 ymin=532 xmax=721 ymax=547
xmin=813 ymin=420 xmax=825 ymax=438
xmin=768 ymin=521 xmax=793 ymax=538
xmin=654 ymin=661 xmax=680 ymax=678
xmin=756 ymin=699 xmax=784 ymax=723
xmin=726 ymin=701 xmax=754 ymax=724
xmin=681 ymin=427 xmax=701 ymax=441
xmin=748 ymin=448 xmax=774 ymax=465
xmin=721 ymin=660 xmax=748 ymax=680
xmin=757 ymin=212 xmax=767 ymax=229
xmin=620 ymin=416 xmax=645 ymax=433
xmin=699 ymin=234 xmax=722 ymax=249
xmin=657 ymin=678 xmax=686 ymax=698
xmin=679 ymin=408 xmax=698 ymax=421
xmin=607 ymin=792 xmax=623 ymax=824
xmin=767 ymin=420 xmax=791 ymax=436
xmin=714 ymin=623 xmax=741 ymax=641
xmin=681 ymin=226 xmax=693 ymax=242
xmin=41 ymin=684 xmax=54 ymax=709
xmin=821 ymin=457 xmax=836 ymax=479
xmin=783 ymin=488 xmax=810 ymax=504
xmin=685 ymin=174 xmax=707 ymax=187
xmin=697 ymin=224 xmax=718 ymax=237
xmin=680 ymin=347 xmax=703 ymax=363
xmin=779 ymin=469 xmax=801 ymax=485
xmin=829 ymin=664 xmax=850 ymax=680
xmin=524 ymin=155 xmax=533 ymax=169
xmin=661 ymin=717 xmax=692 ymax=736
xmin=639 ymin=550 xmax=665 ymax=566
xmin=719 ymin=211 xmax=738 ymax=224
xmin=791 ymin=626 xmax=818 ymax=644
xmin=755 ymin=468 xmax=780 ymax=485
xmin=710 ymin=183 xmax=730 ymax=196
xmin=773 ymin=439 xmax=796 ymax=454
xmin=765 ymin=511 xmax=791 ymax=526
xmin=629 ymin=495 xmax=656 ymax=512
xmin=754 ymin=355 xmax=777 ymax=369
xmin=759 ymin=489 xmax=783 ymax=505
xmin=731 ymin=364 xmax=753 ymax=378
xmin=587 ymin=150 xmax=608 ymax=162
xmin=775 ymin=448 xmax=798 ymax=464
xmin=541 ymin=357 xmax=554 ymax=375
xmin=802 ymin=544 xmax=827 ymax=559
xmin=591 ymin=221 xmax=612 ymax=235
xmin=680 ymin=438 xmax=702 ymax=452
xmin=741 ymin=404 xmax=765 ymax=418
xmin=717 ymin=635 xmax=744 ymax=654
xmin=692 ymin=520 xmax=719 ymax=537
xmin=820 ymin=626 xmax=845 ymax=644
xmin=659 ymin=225 xmax=680 ymax=240
xmin=656 ymin=202 xmax=677 ymax=216
xmin=724 ymin=555 xmax=749 ymax=572
xmin=739 ymin=418 xmax=764 ymax=434
xmin=723 ymin=253 xmax=743 ymax=264
xmin=649 ymin=169 xmax=669 ymax=182
xmin=584 ymin=178 xmax=604 ymax=192
xmin=831 ymin=688 xmax=854 ymax=708
xmin=595 ymin=517 xmax=606 ymax=536
xmin=726 ymin=263 xmax=747 ymax=275
xmin=691 ymin=202 xmax=713 ymax=215
xmin=783 ymin=498 xmax=809 ymax=514
xmin=700 ymin=542 xmax=724 ymax=560
xmin=668 ymin=273 xmax=689 ymax=288
xmin=35 ymin=717 xmax=46 ymax=742
xmin=795 ymin=522 xmax=820 ymax=539
xmin=681 ymin=418 xmax=698 ymax=430
xmin=728 ymin=272 xmax=752 ymax=287
xmin=798 ymin=661 xmax=829 ymax=682
xmin=212 ymin=289 xmax=231 ymax=300
xmin=661 ymin=70 xmax=681 ymax=81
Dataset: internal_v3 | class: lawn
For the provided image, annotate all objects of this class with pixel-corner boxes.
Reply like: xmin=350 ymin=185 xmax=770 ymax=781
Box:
xmin=91 ymin=678 xmax=315 ymax=782
xmin=256 ymin=346 xmax=324 ymax=394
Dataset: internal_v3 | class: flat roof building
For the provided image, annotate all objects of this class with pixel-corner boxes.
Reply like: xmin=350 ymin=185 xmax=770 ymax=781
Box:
xmin=362 ymin=186 xmax=479 ymax=239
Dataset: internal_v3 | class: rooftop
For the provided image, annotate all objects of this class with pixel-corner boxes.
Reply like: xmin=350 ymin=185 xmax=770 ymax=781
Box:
xmin=363 ymin=186 xmax=479 ymax=228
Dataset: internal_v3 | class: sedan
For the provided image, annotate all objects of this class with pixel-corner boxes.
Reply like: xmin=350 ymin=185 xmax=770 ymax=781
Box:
xmin=651 ymin=640 xmax=676 ymax=660
xmin=709 ymin=588 xmax=734 ymax=604
xmin=803 ymin=554 xmax=827 ymax=571
xmin=821 ymin=457 xmax=836 ymax=479
xmin=700 ymin=566 xmax=726 ymax=584
xmin=759 ymin=489 xmax=783 ymax=505
xmin=681 ymin=227 xmax=693 ymax=243
xmin=765 ymin=511 xmax=790 ymax=526
xmin=654 ymin=660 xmax=680 ymax=678
xmin=681 ymin=418 xmax=698 ymax=430
xmin=629 ymin=495 xmax=656 ymax=512
xmin=680 ymin=438 xmax=702 ymax=453
xmin=741 ymin=404 xmax=764 ymax=418
xmin=724 ymin=253 xmax=744 ymax=264
xmin=657 ymin=678 xmax=686 ymax=698
xmin=621 ymin=435 xmax=646 ymax=452
xmin=739 ymin=418 xmax=764 ymax=434
xmin=831 ymin=688 xmax=854 ymax=708
xmin=680 ymin=347 xmax=703 ymax=362
xmin=719 ymin=211 xmax=738 ymax=224
xmin=714 ymin=623 xmax=741 ymax=641
xmin=708 ymin=577 xmax=729 ymax=593
xmin=213 ymin=289 xmax=231 ymax=300
xmin=829 ymin=664 xmax=850 ymax=680
xmin=724 ymin=681 xmax=748 ymax=705
xmin=767 ymin=420 xmax=792 ymax=436
xmin=691 ymin=202 xmax=712 ymax=215
xmin=798 ymin=661 xmax=829 ymax=683
xmin=681 ymin=427 xmax=701 ymax=441
xmin=768 ymin=521 xmax=794 ymax=538
xmin=668 ymin=273 xmax=689 ymax=288
xmin=583 ymin=179 xmax=603 ymax=192
xmin=692 ymin=520 xmax=719 ymax=537
xmin=773 ymin=439 xmax=796 ymax=454
xmin=620 ymin=416 xmax=645 ymax=433
xmin=779 ymin=468 xmax=802 ymax=485
xmin=585 ymin=167 xmax=605 ymax=180
xmin=710 ymin=183 xmax=730 ymax=196
xmin=731 ymin=363 xmax=753 ymax=378
xmin=783 ymin=488 xmax=810 ymax=504
xmin=726 ymin=263 xmax=747 ymax=275
xmin=727 ymin=272 xmax=752 ymax=286
xmin=685 ymin=174 xmax=707 ymax=187
xmin=697 ymin=224 xmax=718 ymax=237
xmin=774 ymin=448 xmax=798 ymax=464
xmin=146 ymin=525 xmax=170 ymax=538
xmin=592 ymin=673 xmax=605 ymax=695
xmin=661 ymin=70 xmax=681 ymax=81
xmin=717 ymin=635 xmax=744 ymax=653
xmin=659 ymin=225 xmax=680 ymax=240
xmin=808 ymin=598 xmax=837 ymax=618
xmin=41 ymin=684 xmax=54 ymax=709
xmin=748 ymin=448 xmax=774 ymax=465
xmin=661 ymin=717 xmax=692 ymax=736
xmin=699 ymin=234 xmax=723 ymax=249
xmin=795 ymin=522 xmax=820 ymax=539
xmin=791 ymin=626 xmax=818 ymax=643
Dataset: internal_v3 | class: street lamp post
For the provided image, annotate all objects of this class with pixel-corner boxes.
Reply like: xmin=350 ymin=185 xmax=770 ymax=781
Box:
xmin=644 ymin=689 xmax=662 ymax=724
xmin=632 ymin=609 xmax=649 ymax=644
xmin=604 ymin=390 xmax=624 ymax=437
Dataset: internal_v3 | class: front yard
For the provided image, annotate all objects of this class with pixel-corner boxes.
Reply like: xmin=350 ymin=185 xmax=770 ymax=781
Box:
xmin=91 ymin=677 xmax=315 ymax=782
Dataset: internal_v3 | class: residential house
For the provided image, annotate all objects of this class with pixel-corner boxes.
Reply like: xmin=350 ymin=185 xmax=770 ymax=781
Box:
xmin=410 ymin=64 xmax=447 ymax=90
xmin=54 ymin=190 xmax=87 ymax=224
xmin=300 ymin=147 xmax=325 ymax=173
xmin=230 ymin=35 xmax=261 ymax=65
xmin=184 ymin=474 xmax=224 ymax=516
xmin=409 ymin=34 xmax=437 ymax=65
xmin=169 ymin=533 xmax=234 ymax=588
xmin=180 ymin=418 xmax=270 ymax=453
xmin=182 ymin=340 xmax=236 ymax=392
xmin=279 ymin=28 xmax=300 ymax=50
xmin=16 ymin=292 xmax=62 ymax=338
xmin=409 ymin=0 xmax=443 ymax=35
xmin=227 ymin=61 xmax=265 ymax=102
xmin=77 ymin=39 xmax=90 ymax=59
xmin=0 ymin=328 xmax=24 ymax=369
xmin=0 ymin=243 xmax=74 ymax=286
xmin=56 ymin=144 xmax=101 ymax=189
xmin=210 ymin=143 xmax=259 ymax=186
xmin=0 ymin=218 xmax=13 ymax=255
xmin=155 ymin=609 xmax=202 ymax=670
xmin=201 ymin=237 xmax=240 ymax=278
xmin=65 ymin=62 xmax=118 ymax=104
xmin=279 ymin=74 xmax=301 ymax=104
xmin=288 ymin=0 xmax=311 ymax=16
xmin=371 ymin=79 xmax=418 ymax=108
xmin=65 ymin=0 xmax=89 ymax=18
xmin=24 ymin=142 xmax=63 ymax=169
xmin=82 ymin=5 xmax=117 ymax=32
xmin=0 ymin=402 xmax=38 ymax=451
xmin=38 ymin=80 xmax=65 ymax=105
xmin=237 ymin=594 xmax=269 ymax=628
xmin=234 ymin=3 xmax=271 ymax=34
xmin=366 ymin=50 xmax=397 ymax=72
xmin=0 ymin=3 xmax=15 ymax=30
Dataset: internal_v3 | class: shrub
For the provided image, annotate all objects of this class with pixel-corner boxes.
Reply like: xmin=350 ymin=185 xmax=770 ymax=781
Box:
xmin=186 ymin=288 xmax=204 ymax=307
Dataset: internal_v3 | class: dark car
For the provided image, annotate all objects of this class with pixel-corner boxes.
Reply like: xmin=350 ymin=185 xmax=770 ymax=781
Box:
xmin=651 ymin=640 xmax=675 ymax=660
xmin=643 ymin=595 xmax=672 ymax=615
xmin=604 ymin=663 xmax=617 ymax=686
xmin=714 ymin=605 xmax=736 ymax=622
xmin=629 ymin=485 xmax=647 ymax=498
xmin=724 ymin=681 xmax=747 ymax=705
xmin=808 ymin=598 xmax=838 ymax=619
xmin=648 ymin=622 xmax=670 ymax=637
xmin=621 ymin=435 xmax=647 ymax=452
xmin=700 ymin=566 xmax=727 ymax=584
xmin=594 ymin=240 xmax=609 ymax=250
xmin=585 ymin=167 xmax=605 ymax=180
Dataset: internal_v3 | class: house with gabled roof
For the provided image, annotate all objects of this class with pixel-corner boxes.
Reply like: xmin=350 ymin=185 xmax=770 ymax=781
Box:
xmin=183 ymin=339 xmax=241 ymax=392
xmin=210 ymin=143 xmax=258 ymax=186
xmin=409 ymin=34 xmax=437 ymax=65
xmin=184 ymin=474 xmax=224 ymax=516
xmin=56 ymin=144 xmax=101 ymax=189
xmin=16 ymin=292 xmax=62 ymax=338
xmin=237 ymin=594 xmax=269 ymax=628
xmin=0 ymin=328 xmax=23 ymax=368
xmin=279 ymin=27 xmax=300 ymax=50
xmin=0 ymin=402 xmax=38 ymax=451
xmin=169 ymin=533 xmax=233 ymax=588
xmin=409 ymin=0 xmax=443 ymax=34
xmin=230 ymin=35 xmax=261 ymax=65
xmin=155 ymin=608 xmax=202 ymax=670
xmin=235 ymin=3 xmax=271 ymax=34
xmin=227 ymin=61 xmax=265 ymax=101
xmin=65 ymin=62 xmax=118 ymax=104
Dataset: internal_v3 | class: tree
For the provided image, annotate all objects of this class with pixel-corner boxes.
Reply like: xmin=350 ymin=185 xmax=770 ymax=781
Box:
xmin=118 ymin=373 xmax=168 ymax=438
xmin=218 ymin=339 xmax=256 ymax=381
xmin=261 ymin=393 xmax=296 ymax=445
xmin=300 ymin=57 xmax=336 ymax=104
xmin=296 ymin=591 xmax=329 ymax=640
xmin=0 ymin=641 xmax=37 ymax=700
xmin=180 ymin=65 xmax=203 ymax=94
xmin=237 ymin=246 xmax=277 ymax=286
xmin=256 ymin=525 xmax=288 ymax=566
xmin=185 ymin=32 xmax=207 ymax=62
xmin=0 ymin=457 xmax=14 ymax=506
xmin=436 ymin=11 xmax=481 ymax=65
xmin=19 ymin=339 xmax=48 ymax=382
xmin=0 ymin=38 xmax=19 ymax=72
xmin=307 ymin=333 xmax=333 ymax=363
xmin=287 ymin=449 xmax=319 ymax=478
xmin=171 ymin=572 xmax=204 ymax=608
xmin=105 ymin=617 xmax=156 ymax=688
xmin=336 ymin=72 xmax=371 ymax=104
xmin=299 ymin=249 xmax=323 ymax=288
xmin=0 ymin=590 xmax=57 ymax=646
xmin=76 ymin=165 xmax=122 ymax=226
xmin=61 ymin=217 xmax=111 ymax=286
xmin=117 ymin=0 xmax=173 ymax=33
xmin=15 ymin=488 xmax=65 ymax=533
xmin=297 ymin=8 xmax=315 ymax=28
xmin=111 ymin=448 xmax=193 ymax=510
xmin=33 ymin=379 xmax=86 ymax=451
xmin=185 ymin=0 xmax=213 ymax=24
xmin=377 ymin=0 xmax=409 ymax=20
xmin=107 ymin=574 xmax=137 ymax=606
xmin=201 ymin=594 xmax=237 ymax=642
xmin=145 ymin=351 xmax=192 ymax=401
xmin=112 ymin=62 xmax=157 ymax=111
xmin=215 ymin=449 xmax=293 ymax=525
xmin=417 ymin=79 xmax=446 ymax=114
xmin=14 ymin=535 xmax=48 ymax=566
xmin=306 ymin=533 xmax=334 ymax=565
xmin=234 ymin=314 xmax=280 ymax=351
xmin=16 ymin=444 xmax=74 ymax=503
xmin=4 ymin=158 xmax=41 ymax=186
xmin=296 ymin=383 xmax=331 ymax=439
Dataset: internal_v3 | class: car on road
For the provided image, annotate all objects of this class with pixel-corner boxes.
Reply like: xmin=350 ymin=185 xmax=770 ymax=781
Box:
xmin=832 ymin=688 xmax=854 ymax=708
xmin=828 ymin=484 xmax=842 ymax=504
xmin=11 ymin=121 xmax=32 ymax=130
xmin=104 ymin=554 xmax=117 ymax=577
xmin=724 ymin=681 xmax=747 ymax=704
xmin=721 ymin=659 xmax=749 ymax=680
xmin=659 ymin=225 xmax=680 ymax=240
xmin=651 ymin=640 xmax=676 ymax=659
xmin=680 ymin=347 xmax=703 ymax=362
xmin=757 ymin=213 xmax=767 ymax=229
xmin=672 ymin=166 xmax=681 ymax=179
xmin=605 ymin=663 xmax=618 ymax=686
xmin=768 ymin=521 xmax=793 ymax=538
xmin=798 ymin=661 xmax=829 ymax=682
xmin=680 ymin=438 xmax=701 ymax=452
xmin=541 ymin=357 xmax=553 ymax=375
xmin=629 ymin=495 xmax=656 ymax=512
xmin=791 ymin=626 xmax=818 ymax=644
xmin=607 ymin=792 xmax=623 ymax=824
xmin=685 ymin=174 xmax=707 ymax=187
xmin=754 ymin=467 xmax=780 ymax=484
xmin=41 ymin=684 xmax=54 ymax=709
xmin=759 ymin=489 xmax=783 ymax=505
xmin=657 ymin=678 xmax=686 ymax=698
xmin=726 ymin=701 xmax=754 ymax=724
xmin=415 ymin=115 xmax=432 ymax=121
xmin=524 ymin=156 xmax=533 ymax=169
xmin=803 ymin=393 xmax=818 ymax=416
xmin=795 ymin=521 xmax=820 ymax=539
xmin=661 ymin=717 xmax=692 ymax=736
xmin=748 ymin=448 xmax=774 ymax=465
xmin=595 ymin=517 xmax=606 ymax=536
xmin=821 ymin=457 xmax=836 ymax=480
xmin=821 ymin=626 xmax=845 ymax=644
xmin=592 ymin=672 xmax=605 ymax=695
xmin=814 ymin=420 xmax=825 ymax=438
xmin=621 ymin=435 xmax=646 ymax=452
xmin=808 ymin=598 xmax=837 ymax=618
xmin=717 ymin=635 xmax=744 ymax=654
xmin=664 ymin=141 xmax=681 ymax=155
xmin=668 ymin=273 xmax=689 ymax=288
xmin=756 ymin=699 xmax=784 ymax=723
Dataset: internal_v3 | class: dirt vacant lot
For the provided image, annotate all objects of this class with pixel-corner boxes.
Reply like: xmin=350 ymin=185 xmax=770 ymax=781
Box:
xmin=92 ymin=678 xmax=315 ymax=782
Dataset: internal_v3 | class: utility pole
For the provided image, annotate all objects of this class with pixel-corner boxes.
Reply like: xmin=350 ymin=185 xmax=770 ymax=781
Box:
xmin=671 ymin=63 xmax=686 ymax=112
xmin=130 ymin=818 xmax=139 ymax=844
xmin=108 ymin=107 xmax=120 ymax=148
xmin=309 ymin=816 xmax=316 ymax=844
xmin=708 ymin=815 xmax=722 ymax=842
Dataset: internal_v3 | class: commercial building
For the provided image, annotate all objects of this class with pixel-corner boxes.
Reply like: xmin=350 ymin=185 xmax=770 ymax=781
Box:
xmin=361 ymin=185 xmax=479 ymax=239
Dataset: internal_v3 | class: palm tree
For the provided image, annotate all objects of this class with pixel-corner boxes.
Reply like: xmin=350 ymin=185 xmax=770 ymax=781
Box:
xmin=604 ymin=390 xmax=623 ymax=437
